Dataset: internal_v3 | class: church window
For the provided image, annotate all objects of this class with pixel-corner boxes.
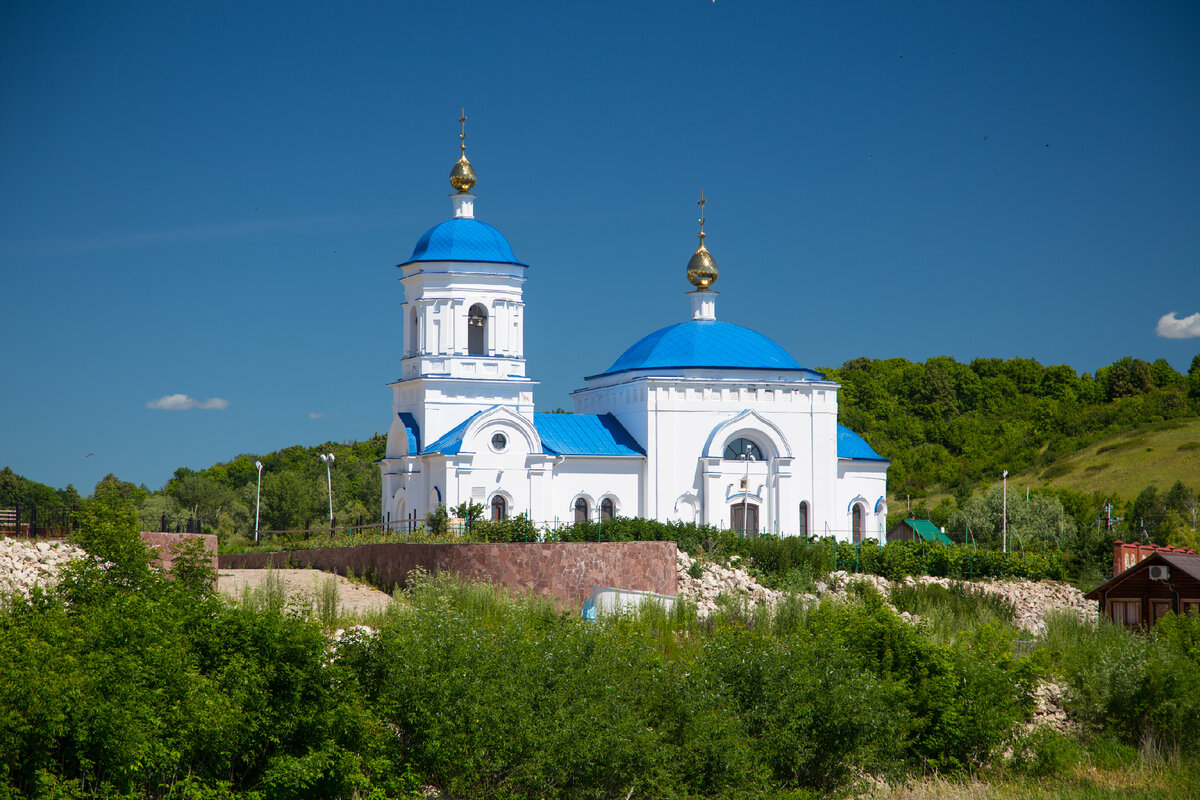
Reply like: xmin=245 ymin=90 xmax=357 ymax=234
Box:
xmin=468 ymin=303 xmax=488 ymax=355
xmin=491 ymin=432 xmax=507 ymax=452
xmin=491 ymin=495 xmax=507 ymax=522
xmin=723 ymin=438 xmax=763 ymax=461
xmin=798 ymin=501 xmax=809 ymax=537
xmin=852 ymin=504 xmax=864 ymax=543
xmin=574 ymin=497 xmax=589 ymax=524
xmin=600 ymin=497 xmax=615 ymax=522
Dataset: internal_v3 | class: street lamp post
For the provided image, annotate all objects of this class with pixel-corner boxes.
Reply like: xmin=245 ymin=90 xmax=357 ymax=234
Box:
xmin=319 ymin=453 xmax=335 ymax=529
xmin=739 ymin=452 xmax=755 ymax=537
xmin=254 ymin=460 xmax=263 ymax=543
xmin=1002 ymin=470 xmax=1009 ymax=554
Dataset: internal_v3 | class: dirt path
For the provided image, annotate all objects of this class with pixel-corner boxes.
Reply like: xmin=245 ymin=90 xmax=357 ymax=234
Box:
xmin=218 ymin=568 xmax=396 ymax=616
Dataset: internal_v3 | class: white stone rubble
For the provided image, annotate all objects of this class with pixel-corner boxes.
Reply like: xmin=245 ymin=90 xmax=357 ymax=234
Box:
xmin=676 ymin=552 xmax=1097 ymax=635
xmin=0 ymin=537 xmax=89 ymax=598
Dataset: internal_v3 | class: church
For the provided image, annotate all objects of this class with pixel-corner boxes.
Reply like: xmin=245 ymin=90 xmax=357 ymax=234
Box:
xmin=379 ymin=126 xmax=889 ymax=540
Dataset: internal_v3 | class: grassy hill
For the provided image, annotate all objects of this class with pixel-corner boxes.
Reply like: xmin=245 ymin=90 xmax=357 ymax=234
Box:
xmin=1029 ymin=417 xmax=1200 ymax=499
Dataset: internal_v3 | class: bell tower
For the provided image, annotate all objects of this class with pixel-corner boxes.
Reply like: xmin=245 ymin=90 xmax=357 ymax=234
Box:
xmin=384 ymin=112 xmax=536 ymax=461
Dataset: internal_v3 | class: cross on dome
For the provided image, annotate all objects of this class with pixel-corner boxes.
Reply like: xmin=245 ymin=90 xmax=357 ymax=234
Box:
xmin=449 ymin=108 xmax=477 ymax=194
xmin=686 ymin=190 xmax=718 ymax=291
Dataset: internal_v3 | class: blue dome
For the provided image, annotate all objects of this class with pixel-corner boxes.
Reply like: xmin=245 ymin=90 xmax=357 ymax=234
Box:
xmin=400 ymin=218 xmax=526 ymax=266
xmin=837 ymin=425 xmax=888 ymax=461
xmin=591 ymin=320 xmax=820 ymax=378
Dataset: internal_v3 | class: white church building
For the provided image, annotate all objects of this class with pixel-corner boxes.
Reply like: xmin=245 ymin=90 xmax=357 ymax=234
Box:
xmin=379 ymin=131 xmax=888 ymax=540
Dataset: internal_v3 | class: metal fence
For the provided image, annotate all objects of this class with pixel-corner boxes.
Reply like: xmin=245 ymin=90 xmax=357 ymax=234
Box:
xmin=0 ymin=505 xmax=74 ymax=539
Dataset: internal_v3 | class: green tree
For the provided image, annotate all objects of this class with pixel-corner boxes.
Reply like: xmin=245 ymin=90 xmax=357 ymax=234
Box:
xmin=169 ymin=474 xmax=236 ymax=528
xmin=91 ymin=473 xmax=147 ymax=506
xmin=260 ymin=471 xmax=318 ymax=531
xmin=1130 ymin=485 xmax=1164 ymax=540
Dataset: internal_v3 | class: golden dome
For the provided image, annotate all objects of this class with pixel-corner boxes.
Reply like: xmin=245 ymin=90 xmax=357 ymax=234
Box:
xmin=687 ymin=191 xmax=718 ymax=290
xmin=449 ymin=108 xmax=477 ymax=194
xmin=687 ymin=240 xmax=718 ymax=289
xmin=450 ymin=155 xmax=476 ymax=193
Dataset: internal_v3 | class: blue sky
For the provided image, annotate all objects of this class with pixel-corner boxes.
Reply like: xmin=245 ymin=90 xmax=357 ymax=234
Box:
xmin=2 ymin=1 xmax=1198 ymax=493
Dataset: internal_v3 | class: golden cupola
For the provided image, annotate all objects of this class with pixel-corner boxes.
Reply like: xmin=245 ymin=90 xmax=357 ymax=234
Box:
xmin=449 ymin=108 xmax=477 ymax=194
xmin=686 ymin=191 xmax=718 ymax=290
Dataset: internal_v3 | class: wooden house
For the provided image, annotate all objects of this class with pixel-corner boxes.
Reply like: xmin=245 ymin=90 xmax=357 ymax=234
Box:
xmin=1084 ymin=548 xmax=1200 ymax=629
xmin=886 ymin=518 xmax=953 ymax=545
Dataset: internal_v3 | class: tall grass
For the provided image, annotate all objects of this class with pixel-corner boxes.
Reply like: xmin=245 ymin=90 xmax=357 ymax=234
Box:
xmin=890 ymin=581 xmax=1017 ymax=643
xmin=1040 ymin=611 xmax=1200 ymax=760
xmin=238 ymin=563 xmax=286 ymax=613
xmin=313 ymin=573 xmax=340 ymax=632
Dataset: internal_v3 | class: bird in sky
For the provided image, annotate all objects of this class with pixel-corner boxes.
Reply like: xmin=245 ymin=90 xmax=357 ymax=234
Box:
xmin=86 ymin=453 xmax=95 ymax=458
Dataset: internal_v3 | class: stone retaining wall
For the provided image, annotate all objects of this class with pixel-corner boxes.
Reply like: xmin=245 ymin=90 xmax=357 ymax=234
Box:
xmin=220 ymin=541 xmax=678 ymax=610
xmin=141 ymin=532 xmax=218 ymax=574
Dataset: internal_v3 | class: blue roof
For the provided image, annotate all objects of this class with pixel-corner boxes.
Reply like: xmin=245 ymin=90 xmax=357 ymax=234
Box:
xmin=423 ymin=411 xmax=482 ymax=455
xmin=421 ymin=410 xmax=644 ymax=457
xmin=534 ymin=413 xmax=645 ymax=456
xmin=400 ymin=218 xmax=527 ymax=267
xmin=397 ymin=412 xmax=420 ymax=453
xmin=837 ymin=425 xmax=888 ymax=461
xmin=591 ymin=320 xmax=821 ymax=378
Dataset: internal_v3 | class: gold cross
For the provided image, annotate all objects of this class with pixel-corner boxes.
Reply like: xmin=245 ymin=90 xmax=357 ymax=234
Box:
xmin=697 ymin=190 xmax=707 ymax=238
xmin=459 ymin=108 xmax=467 ymax=153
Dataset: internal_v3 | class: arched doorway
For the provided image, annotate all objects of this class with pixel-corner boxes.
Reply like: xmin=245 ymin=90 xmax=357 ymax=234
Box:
xmin=852 ymin=504 xmax=864 ymax=543
xmin=731 ymin=501 xmax=759 ymax=537
xmin=490 ymin=495 xmax=507 ymax=522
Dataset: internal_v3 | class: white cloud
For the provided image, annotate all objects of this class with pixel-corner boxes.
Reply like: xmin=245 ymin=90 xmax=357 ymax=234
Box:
xmin=147 ymin=394 xmax=229 ymax=411
xmin=308 ymin=412 xmax=325 ymax=419
xmin=1156 ymin=311 xmax=1200 ymax=339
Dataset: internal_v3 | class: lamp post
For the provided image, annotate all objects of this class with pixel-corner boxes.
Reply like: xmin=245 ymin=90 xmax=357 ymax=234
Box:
xmin=1002 ymin=470 xmax=1008 ymax=554
xmin=254 ymin=460 xmax=263 ymax=543
xmin=319 ymin=453 xmax=335 ymax=529
xmin=739 ymin=452 xmax=755 ymax=537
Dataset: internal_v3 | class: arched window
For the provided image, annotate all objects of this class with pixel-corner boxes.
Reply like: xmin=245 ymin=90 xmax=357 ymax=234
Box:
xmin=410 ymin=311 xmax=420 ymax=355
xmin=798 ymin=501 xmax=809 ymax=537
xmin=723 ymin=437 xmax=763 ymax=461
xmin=600 ymin=497 xmax=615 ymax=522
xmin=468 ymin=303 xmax=488 ymax=355
xmin=491 ymin=495 xmax=507 ymax=522
xmin=852 ymin=504 xmax=863 ymax=543
xmin=574 ymin=497 xmax=589 ymax=524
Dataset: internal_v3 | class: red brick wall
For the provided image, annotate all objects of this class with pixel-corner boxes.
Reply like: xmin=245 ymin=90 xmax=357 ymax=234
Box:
xmin=141 ymin=532 xmax=219 ymax=574
xmin=1112 ymin=540 xmax=1198 ymax=576
xmin=220 ymin=541 xmax=678 ymax=609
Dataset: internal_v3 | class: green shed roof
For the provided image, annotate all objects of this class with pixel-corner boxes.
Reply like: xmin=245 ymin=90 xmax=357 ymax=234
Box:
xmin=901 ymin=519 xmax=954 ymax=545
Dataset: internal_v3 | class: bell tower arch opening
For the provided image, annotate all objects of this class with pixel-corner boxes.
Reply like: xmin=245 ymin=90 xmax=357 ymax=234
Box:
xmin=468 ymin=303 xmax=488 ymax=355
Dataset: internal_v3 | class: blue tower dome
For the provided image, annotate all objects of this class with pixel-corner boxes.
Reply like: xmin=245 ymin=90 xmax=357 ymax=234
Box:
xmin=590 ymin=320 xmax=822 ymax=379
xmin=400 ymin=217 xmax=527 ymax=267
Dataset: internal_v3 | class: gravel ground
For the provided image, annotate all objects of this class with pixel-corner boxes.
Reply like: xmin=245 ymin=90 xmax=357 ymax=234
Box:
xmin=217 ymin=568 xmax=396 ymax=616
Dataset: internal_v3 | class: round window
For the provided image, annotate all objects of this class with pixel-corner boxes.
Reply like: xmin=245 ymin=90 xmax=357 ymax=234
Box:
xmin=491 ymin=432 xmax=507 ymax=452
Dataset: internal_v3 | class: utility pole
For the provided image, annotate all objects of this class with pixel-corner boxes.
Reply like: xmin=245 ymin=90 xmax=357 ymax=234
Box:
xmin=1002 ymin=470 xmax=1008 ymax=554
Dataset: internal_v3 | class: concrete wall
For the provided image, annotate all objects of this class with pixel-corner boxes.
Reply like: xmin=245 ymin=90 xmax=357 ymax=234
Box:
xmin=141 ymin=532 xmax=219 ymax=574
xmin=220 ymin=540 xmax=677 ymax=610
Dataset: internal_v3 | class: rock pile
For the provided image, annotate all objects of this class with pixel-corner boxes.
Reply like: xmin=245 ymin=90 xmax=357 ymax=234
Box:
xmin=1029 ymin=681 xmax=1072 ymax=733
xmin=676 ymin=550 xmax=787 ymax=618
xmin=0 ymin=537 xmax=88 ymax=598
xmin=677 ymin=553 xmax=1096 ymax=634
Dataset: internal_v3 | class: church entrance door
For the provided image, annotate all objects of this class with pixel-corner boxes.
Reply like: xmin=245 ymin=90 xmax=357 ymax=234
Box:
xmin=731 ymin=502 xmax=759 ymax=537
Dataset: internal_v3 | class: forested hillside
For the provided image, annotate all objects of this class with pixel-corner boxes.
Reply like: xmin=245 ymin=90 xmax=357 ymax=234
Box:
xmin=821 ymin=354 xmax=1200 ymax=499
